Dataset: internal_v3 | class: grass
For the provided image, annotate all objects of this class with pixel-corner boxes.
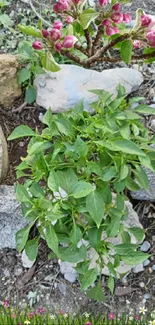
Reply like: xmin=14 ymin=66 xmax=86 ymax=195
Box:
xmin=0 ymin=302 xmax=155 ymax=325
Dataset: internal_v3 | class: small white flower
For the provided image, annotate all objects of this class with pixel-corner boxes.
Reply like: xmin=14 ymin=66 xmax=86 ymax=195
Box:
xmin=63 ymin=313 xmax=68 ymax=318
xmin=129 ymin=316 xmax=134 ymax=321
xmin=50 ymin=314 xmax=56 ymax=320
xmin=149 ymin=321 xmax=155 ymax=325
xmin=84 ymin=312 xmax=90 ymax=318
xmin=24 ymin=321 xmax=31 ymax=325
xmin=139 ymin=306 xmax=147 ymax=315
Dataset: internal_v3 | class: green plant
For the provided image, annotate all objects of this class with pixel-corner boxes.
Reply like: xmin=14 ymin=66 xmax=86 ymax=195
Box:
xmin=8 ymin=87 xmax=155 ymax=301
xmin=17 ymin=0 xmax=155 ymax=72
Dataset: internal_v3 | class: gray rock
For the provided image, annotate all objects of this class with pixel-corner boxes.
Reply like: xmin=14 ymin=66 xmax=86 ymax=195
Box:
xmin=58 ymin=261 xmax=78 ymax=283
xmin=64 ymin=272 xmax=78 ymax=283
xmin=58 ymin=283 xmax=67 ymax=296
xmin=0 ymin=127 xmax=9 ymax=184
xmin=21 ymin=250 xmax=35 ymax=268
xmin=139 ymin=282 xmax=145 ymax=288
xmin=140 ymin=241 xmax=151 ymax=252
xmin=133 ymin=264 xmax=144 ymax=273
xmin=143 ymin=293 xmax=151 ymax=300
xmin=0 ymin=185 xmax=27 ymax=249
xmin=152 ymin=265 xmax=155 ymax=271
xmin=143 ymin=259 xmax=150 ymax=267
xmin=34 ymin=65 xmax=143 ymax=113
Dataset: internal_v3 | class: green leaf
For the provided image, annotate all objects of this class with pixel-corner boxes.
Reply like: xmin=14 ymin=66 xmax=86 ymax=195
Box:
xmin=80 ymin=8 xmax=99 ymax=29
xmin=81 ymin=268 xmax=98 ymax=290
xmin=28 ymin=141 xmax=52 ymax=156
xmin=86 ymin=190 xmax=105 ymax=228
xmin=120 ymin=164 xmax=129 ymax=180
xmin=112 ymin=139 xmax=146 ymax=157
xmin=18 ymin=24 xmax=42 ymax=37
xmin=29 ymin=182 xmax=45 ymax=198
xmin=87 ymin=284 xmax=105 ymax=301
xmin=71 ymin=181 xmax=94 ymax=198
xmin=108 ymin=276 xmax=115 ymax=294
xmin=102 ymin=166 xmax=116 ymax=181
xmin=48 ymin=170 xmax=59 ymax=192
xmin=121 ymin=231 xmax=131 ymax=244
xmin=121 ymin=39 xmax=133 ymax=64
xmin=25 ymin=86 xmax=37 ymax=104
xmin=0 ymin=13 xmax=13 ymax=26
xmin=121 ymin=252 xmax=150 ymax=265
xmin=128 ymin=227 xmax=145 ymax=242
xmin=70 ymin=225 xmax=82 ymax=245
xmin=88 ymin=227 xmax=102 ymax=249
xmin=8 ymin=125 xmax=36 ymax=140
xmin=25 ymin=238 xmax=39 ymax=261
xmin=44 ymin=223 xmax=59 ymax=255
xmin=114 ymin=243 xmax=138 ymax=255
xmin=15 ymin=183 xmax=31 ymax=203
xmin=59 ymin=245 xmax=86 ymax=263
xmin=133 ymin=166 xmax=149 ymax=190
xmin=74 ymin=136 xmax=88 ymax=157
xmin=42 ymin=51 xmax=61 ymax=72
xmin=57 ymin=169 xmax=78 ymax=194
xmin=18 ymin=68 xmax=31 ymax=84
xmin=16 ymin=225 xmax=31 ymax=252
xmin=126 ymin=176 xmax=141 ymax=191
xmin=54 ymin=118 xmax=74 ymax=137
xmin=134 ymin=105 xmax=155 ymax=115
xmin=106 ymin=216 xmax=121 ymax=237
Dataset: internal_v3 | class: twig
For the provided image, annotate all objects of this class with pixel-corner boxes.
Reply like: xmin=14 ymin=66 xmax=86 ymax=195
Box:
xmin=29 ymin=0 xmax=51 ymax=27
xmin=84 ymin=29 xmax=93 ymax=57
xmin=74 ymin=43 xmax=88 ymax=56
xmin=92 ymin=24 xmax=103 ymax=54
xmin=12 ymin=101 xmax=27 ymax=113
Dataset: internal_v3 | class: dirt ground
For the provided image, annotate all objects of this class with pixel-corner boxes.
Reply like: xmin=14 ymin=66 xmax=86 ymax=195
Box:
xmin=1 ymin=0 xmax=155 ymax=317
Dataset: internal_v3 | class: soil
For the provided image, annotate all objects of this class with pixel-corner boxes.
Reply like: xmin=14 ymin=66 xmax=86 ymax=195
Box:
xmin=1 ymin=0 xmax=155 ymax=317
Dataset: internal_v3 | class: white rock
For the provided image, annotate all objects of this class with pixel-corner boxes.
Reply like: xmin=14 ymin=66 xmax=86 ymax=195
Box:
xmin=21 ymin=249 xmax=35 ymax=268
xmin=143 ymin=293 xmax=151 ymax=300
xmin=143 ymin=259 xmax=150 ymax=267
xmin=152 ymin=265 xmax=155 ymax=271
xmin=133 ymin=264 xmax=144 ymax=273
xmin=140 ymin=241 xmax=151 ymax=252
xmin=59 ymin=260 xmax=78 ymax=283
xmin=64 ymin=272 xmax=78 ymax=283
xmin=34 ymin=65 xmax=143 ymax=113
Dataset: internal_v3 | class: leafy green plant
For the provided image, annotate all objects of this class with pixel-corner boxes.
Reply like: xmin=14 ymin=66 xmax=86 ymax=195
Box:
xmin=8 ymin=86 xmax=155 ymax=301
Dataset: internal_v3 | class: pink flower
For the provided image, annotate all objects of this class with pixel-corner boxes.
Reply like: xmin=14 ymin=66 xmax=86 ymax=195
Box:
xmin=85 ymin=323 xmax=92 ymax=325
xmin=60 ymin=310 xmax=65 ymax=315
xmin=135 ymin=315 xmax=141 ymax=320
xmin=111 ymin=12 xmax=123 ymax=24
xmin=53 ymin=0 xmax=69 ymax=13
xmin=133 ymin=40 xmax=141 ymax=49
xmin=108 ymin=313 xmax=116 ymax=320
xmin=11 ymin=313 xmax=17 ymax=319
xmin=102 ymin=18 xmax=111 ymax=26
xmin=55 ymin=41 xmax=62 ymax=51
xmin=29 ymin=312 xmax=35 ymax=319
xmin=112 ymin=3 xmax=120 ymax=11
xmin=53 ymin=20 xmax=63 ymax=30
xmin=141 ymin=14 xmax=152 ymax=27
xmin=62 ymin=35 xmax=77 ymax=48
xmin=3 ymin=300 xmax=9 ymax=307
xmin=32 ymin=41 xmax=43 ymax=50
xmin=106 ymin=26 xmax=119 ymax=36
xmin=147 ymin=30 xmax=155 ymax=47
xmin=73 ymin=0 xmax=80 ymax=4
xmin=50 ymin=28 xmax=62 ymax=41
xmin=42 ymin=29 xmax=49 ymax=38
xmin=66 ymin=16 xmax=74 ymax=24
xmin=123 ymin=13 xmax=132 ymax=23
xmin=98 ymin=0 xmax=108 ymax=6
xmin=37 ymin=307 xmax=45 ymax=315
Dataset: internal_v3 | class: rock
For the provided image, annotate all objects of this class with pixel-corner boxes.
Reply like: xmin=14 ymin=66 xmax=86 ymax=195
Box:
xmin=152 ymin=265 xmax=155 ymax=271
xmin=0 ymin=54 xmax=21 ymax=109
xmin=133 ymin=264 xmax=144 ymax=273
xmin=139 ymin=282 xmax=145 ymax=288
xmin=0 ymin=127 xmax=9 ymax=183
xmin=0 ymin=185 xmax=27 ymax=249
xmin=59 ymin=261 xmax=78 ymax=283
xmin=64 ymin=272 xmax=78 ymax=283
xmin=143 ymin=259 xmax=150 ymax=267
xmin=21 ymin=250 xmax=35 ymax=268
xmin=34 ymin=65 xmax=143 ymax=113
xmin=143 ymin=293 xmax=151 ymax=300
xmin=140 ymin=241 xmax=151 ymax=252
xmin=58 ymin=283 xmax=67 ymax=296
xmin=151 ymin=119 xmax=155 ymax=131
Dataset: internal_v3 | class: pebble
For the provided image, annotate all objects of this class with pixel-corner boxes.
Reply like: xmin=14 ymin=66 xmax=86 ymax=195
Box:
xmin=152 ymin=236 xmax=155 ymax=241
xmin=58 ymin=283 xmax=67 ymax=296
xmin=151 ymin=119 xmax=155 ymax=131
xmin=143 ymin=293 xmax=151 ymax=300
xmin=139 ymin=282 xmax=145 ymax=288
xmin=133 ymin=264 xmax=144 ymax=273
xmin=152 ymin=265 xmax=155 ymax=271
xmin=140 ymin=241 xmax=151 ymax=252
xmin=143 ymin=259 xmax=150 ymax=267
xmin=64 ymin=272 xmax=77 ymax=283
xmin=38 ymin=78 xmax=46 ymax=88
xmin=21 ymin=250 xmax=36 ymax=268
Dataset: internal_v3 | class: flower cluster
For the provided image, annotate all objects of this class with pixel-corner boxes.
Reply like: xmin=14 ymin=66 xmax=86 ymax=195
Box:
xmin=133 ymin=14 xmax=155 ymax=48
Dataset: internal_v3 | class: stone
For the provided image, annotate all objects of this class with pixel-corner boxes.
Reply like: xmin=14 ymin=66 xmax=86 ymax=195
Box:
xmin=133 ymin=264 xmax=144 ymax=274
xmin=58 ymin=283 xmax=67 ymax=296
xmin=0 ymin=54 xmax=21 ymax=109
xmin=143 ymin=259 xmax=150 ymax=267
xmin=152 ymin=265 xmax=155 ymax=271
xmin=0 ymin=185 xmax=27 ymax=249
xmin=0 ymin=127 xmax=9 ymax=183
xmin=21 ymin=250 xmax=35 ymax=268
xmin=34 ymin=65 xmax=143 ymax=113
xmin=151 ymin=119 xmax=155 ymax=131
xmin=59 ymin=261 xmax=78 ymax=283
xmin=140 ymin=241 xmax=151 ymax=252
xmin=143 ymin=293 xmax=151 ymax=300
xmin=139 ymin=282 xmax=145 ymax=288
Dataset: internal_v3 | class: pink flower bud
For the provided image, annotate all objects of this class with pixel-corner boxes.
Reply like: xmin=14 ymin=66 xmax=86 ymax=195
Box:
xmin=53 ymin=20 xmax=63 ymax=30
xmin=147 ymin=30 xmax=155 ymax=47
xmin=63 ymin=35 xmax=77 ymax=48
xmin=111 ymin=12 xmax=123 ymax=24
xmin=102 ymin=18 xmax=110 ymax=26
xmin=50 ymin=28 xmax=62 ymax=41
xmin=66 ymin=16 xmax=74 ymax=24
xmin=123 ymin=13 xmax=132 ymax=23
xmin=53 ymin=0 xmax=69 ymax=13
xmin=55 ymin=42 xmax=62 ymax=51
xmin=133 ymin=40 xmax=141 ymax=49
xmin=42 ymin=29 xmax=49 ymax=38
xmin=73 ymin=0 xmax=80 ymax=4
xmin=106 ymin=26 xmax=119 ymax=36
xmin=112 ymin=3 xmax=120 ymax=11
xmin=32 ymin=41 xmax=43 ymax=50
xmin=141 ymin=14 xmax=152 ymax=27
xmin=98 ymin=0 xmax=108 ymax=6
